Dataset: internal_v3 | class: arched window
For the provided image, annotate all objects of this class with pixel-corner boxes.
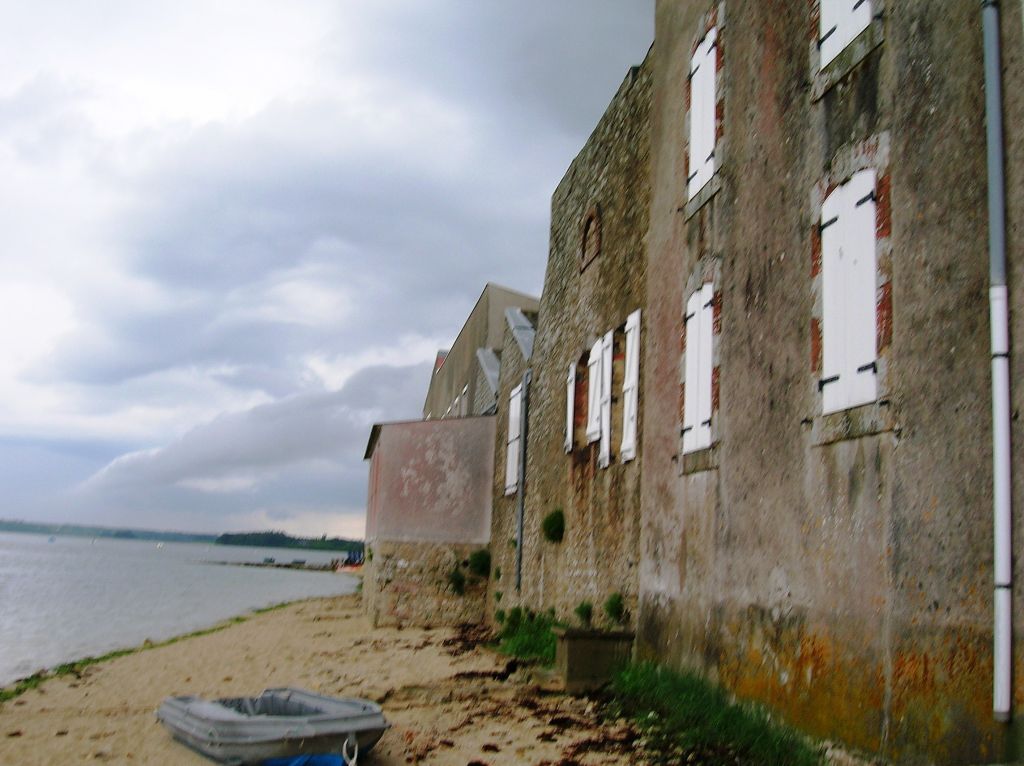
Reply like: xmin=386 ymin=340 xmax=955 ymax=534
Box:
xmin=580 ymin=204 xmax=602 ymax=271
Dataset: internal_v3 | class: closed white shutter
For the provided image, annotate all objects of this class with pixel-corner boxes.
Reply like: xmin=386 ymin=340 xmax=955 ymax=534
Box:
xmin=820 ymin=169 xmax=878 ymax=414
xmin=820 ymin=0 xmax=872 ymax=70
xmin=504 ymin=384 xmax=522 ymax=495
xmin=688 ymin=27 xmax=717 ymax=201
xmin=599 ymin=330 xmax=614 ymax=468
xmin=620 ymin=310 xmax=641 ymax=462
xmin=565 ymin=362 xmax=576 ymax=453
xmin=820 ymin=184 xmax=847 ymax=414
xmin=682 ymin=290 xmax=702 ymax=454
xmin=845 ymin=168 xmax=878 ymax=409
xmin=696 ymin=283 xmax=714 ymax=449
xmin=586 ymin=339 xmax=602 ymax=443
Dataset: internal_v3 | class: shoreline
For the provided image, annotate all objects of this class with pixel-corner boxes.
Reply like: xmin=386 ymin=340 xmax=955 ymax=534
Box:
xmin=0 ymin=593 xmax=642 ymax=765
xmin=0 ymin=598 xmax=304 ymax=700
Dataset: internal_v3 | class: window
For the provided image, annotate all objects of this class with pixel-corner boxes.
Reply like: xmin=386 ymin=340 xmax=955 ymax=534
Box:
xmin=620 ymin=310 xmax=641 ymax=462
xmin=682 ymin=283 xmax=714 ymax=454
xmin=820 ymin=168 xmax=878 ymax=414
xmin=598 ymin=330 xmax=614 ymax=468
xmin=504 ymin=384 xmax=523 ymax=495
xmin=460 ymin=385 xmax=469 ymax=416
xmin=819 ymin=0 xmax=872 ymax=70
xmin=586 ymin=338 xmax=602 ymax=443
xmin=688 ymin=26 xmax=717 ymax=201
xmin=581 ymin=206 xmax=602 ymax=270
xmin=564 ymin=362 xmax=576 ymax=453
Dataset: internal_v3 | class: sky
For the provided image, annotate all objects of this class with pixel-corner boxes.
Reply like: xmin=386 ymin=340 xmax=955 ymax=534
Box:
xmin=0 ymin=1 xmax=654 ymax=539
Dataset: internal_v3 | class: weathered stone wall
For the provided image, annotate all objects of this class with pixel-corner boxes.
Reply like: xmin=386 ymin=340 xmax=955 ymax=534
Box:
xmin=363 ymin=540 xmax=489 ymax=628
xmin=364 ymin=416 xmax=495 ymax=627
xmin=489 ymin=321 xmax=531 ymax=621
xmin=365 ymin=417 xmax=495 ymax=545
xmin=640 ymin=2 xmax=1024 ymax=763
xmin=489 ymin=59 xmax=651 ymax=629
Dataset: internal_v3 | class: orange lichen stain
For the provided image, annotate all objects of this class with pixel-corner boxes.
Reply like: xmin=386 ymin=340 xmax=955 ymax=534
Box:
xmin=718 ymin=621 xmax=882 ymax=754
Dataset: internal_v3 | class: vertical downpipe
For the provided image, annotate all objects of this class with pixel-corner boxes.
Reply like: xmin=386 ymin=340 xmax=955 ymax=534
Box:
xmin=515 ymin=369 xmax=531 ymax=592
xmin=982 ymin=0 xmax=1013 ymax=723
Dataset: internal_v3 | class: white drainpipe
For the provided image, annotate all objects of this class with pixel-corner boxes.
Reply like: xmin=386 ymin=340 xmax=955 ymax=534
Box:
xmin=982 ymin=0 xmax=1013 ymax=723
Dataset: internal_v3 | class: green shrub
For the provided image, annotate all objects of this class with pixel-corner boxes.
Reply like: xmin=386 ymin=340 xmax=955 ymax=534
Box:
xmin=574 ymin=600 xmax=594 ymax=627
xmin=610 ymin=663 xmax=822 ymax=766
xmin=366 ymin=546 xmax=373 ymax=562
xmin=495 ymin=609 xmax=506 ymax=624
xmin=541 ymin=509 xmax=565 ymax=543
xmin=505 ymin=606 xmax=524 ymax=634
xmin=494 ymin=591 xmax=503 ymax=603
xmin=494 ymin=566 xmax=502 ymax=581
xmin=447 ymin=567 xmax=466 ymax=595
xmin=497 ymin=609 xmax=557 ymax=665
xmin=468 ymin=549 xmax=491 ymax=578
xmin=604 ymin=592 xmax=625 ymax=624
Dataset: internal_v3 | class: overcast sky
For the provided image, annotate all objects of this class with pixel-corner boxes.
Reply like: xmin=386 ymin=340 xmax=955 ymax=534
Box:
xmin=0 ymin=1 xmax=653 ymax=538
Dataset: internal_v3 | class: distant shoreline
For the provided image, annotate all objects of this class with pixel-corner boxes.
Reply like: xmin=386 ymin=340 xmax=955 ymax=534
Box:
xmin=0 ymin=522 xmax=365 ymax=555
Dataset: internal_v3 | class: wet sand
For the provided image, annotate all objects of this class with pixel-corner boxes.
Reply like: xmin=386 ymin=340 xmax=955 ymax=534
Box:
xmin=0 ymin=594 xmax=639 ymax=765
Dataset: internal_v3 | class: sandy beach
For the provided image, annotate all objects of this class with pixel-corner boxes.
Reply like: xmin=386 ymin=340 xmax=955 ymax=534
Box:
xmin=0 ymin=593 xmax=639 ymax=765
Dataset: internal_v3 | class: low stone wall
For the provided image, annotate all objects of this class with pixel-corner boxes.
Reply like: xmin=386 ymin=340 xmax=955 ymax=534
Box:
xmin=363 ymin=540 xmax=490 ymax=628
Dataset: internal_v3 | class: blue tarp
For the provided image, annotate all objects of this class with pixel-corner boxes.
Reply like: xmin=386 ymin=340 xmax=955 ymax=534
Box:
xmin=262 ymin=755 xmax=346 ymax=766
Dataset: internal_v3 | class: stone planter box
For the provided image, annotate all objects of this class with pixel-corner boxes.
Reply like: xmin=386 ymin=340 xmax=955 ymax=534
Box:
xmin=553 ymin=627 xmax=635 ymax=693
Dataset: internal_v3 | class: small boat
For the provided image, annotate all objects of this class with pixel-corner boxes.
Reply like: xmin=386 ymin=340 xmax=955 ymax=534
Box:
xmin=156 ymin=687 xmax=389 ymax=765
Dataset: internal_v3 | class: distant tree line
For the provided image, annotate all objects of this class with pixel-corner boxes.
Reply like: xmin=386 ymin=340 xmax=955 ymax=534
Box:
xmin=0 ymin=519 xmax=217 ymax=544
xmin=215 ymin=531 xmax=364 ymax=553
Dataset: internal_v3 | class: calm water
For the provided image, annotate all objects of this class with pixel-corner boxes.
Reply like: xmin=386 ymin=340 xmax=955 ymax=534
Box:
xmin=0 ymin=532 xmax=359 ymax=686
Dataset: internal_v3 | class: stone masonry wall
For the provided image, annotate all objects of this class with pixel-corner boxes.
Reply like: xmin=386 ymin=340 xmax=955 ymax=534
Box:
xmin=640 ymin=2 xmax=1024 ymax=764
xmin=489 ymin=323 xmax=530 ymax=623
xmin=489 ymin=58 xmax=652 ymax=630
xmin=363 ymin=540 xmax=489 ymax=628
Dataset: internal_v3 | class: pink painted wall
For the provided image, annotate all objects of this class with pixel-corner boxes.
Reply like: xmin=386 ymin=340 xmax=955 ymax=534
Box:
xmin=365 ymin=416 xmax=495 ymax=545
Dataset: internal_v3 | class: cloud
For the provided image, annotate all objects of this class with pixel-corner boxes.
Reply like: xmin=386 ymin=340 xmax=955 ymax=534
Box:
xmin=72 ymin=363 xmax=431 ymax=534
xmin=0 ymin=1 xmax=653 ymax=534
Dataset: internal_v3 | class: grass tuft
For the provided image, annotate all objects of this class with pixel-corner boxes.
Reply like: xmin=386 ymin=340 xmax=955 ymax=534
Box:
xmin=496 ymin=607 xmax=557 ymax=665
xmin=609 ymin=663 xmax=822 ymax=766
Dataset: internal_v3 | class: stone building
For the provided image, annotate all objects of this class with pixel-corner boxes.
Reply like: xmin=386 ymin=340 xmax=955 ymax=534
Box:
xmin=422 ymin=283 xmax=540 ymax=420
xmin=637 ymin=1 xmax=1024 ymax=764
xmin=362 ymin=416 xmax=495 ymax=627
xmin=362 ymin=283 xmax=538 ymax=628
xmin=490 ymin=58 xmax=652 ymax=626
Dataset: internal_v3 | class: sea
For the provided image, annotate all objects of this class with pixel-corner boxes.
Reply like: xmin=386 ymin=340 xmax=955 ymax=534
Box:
xmin=0 ymin=532 xmax=360 ymax=686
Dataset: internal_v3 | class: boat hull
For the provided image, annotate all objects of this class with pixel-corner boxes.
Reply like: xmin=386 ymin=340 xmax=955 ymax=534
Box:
xmin=157 ymin=687 xmax=389 ymax=765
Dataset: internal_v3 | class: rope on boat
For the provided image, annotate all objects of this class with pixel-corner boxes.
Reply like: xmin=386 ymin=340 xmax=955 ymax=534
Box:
xmin=343 ymin=735 xmax=359 ymax=766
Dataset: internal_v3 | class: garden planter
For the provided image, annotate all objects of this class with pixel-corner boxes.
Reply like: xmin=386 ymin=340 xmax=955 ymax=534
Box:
xmin=552 ymin=627 xmax=634 ymax=693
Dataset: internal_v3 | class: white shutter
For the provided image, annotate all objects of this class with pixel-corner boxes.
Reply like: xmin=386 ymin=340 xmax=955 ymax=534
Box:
xmin=849 ymin=0 xmax=872 ymax=49
xmin=821 ymin=169 xmax=877 ymax=414
xmin=820 ymin=183 xmax=847 ymax=414
xmin=696 ymin=283 xmax=714 ymax=449
xmin=682 ymin=290 xmax=702 ymax=454
xmin=586 ymin=339 xmax=602 ymax=443
xmin=620 ymin=310 xmax=641 ymax=462
xmin=845 ymin=168 xmax=878 ymax=409
xmin=599 ymin=330 xmax=614 ymax=468
xmin=504 ymin=384 xmax=522 ymax=495
xmin=702 ymin=28 xmax=718 ymax=182
xmin=688 ymin=28 xmax=717 ymax=201
xmin=565 ymin=362 xmax=576 ymax=453
xmin=820 ymin=0 xmax=872 ymax=70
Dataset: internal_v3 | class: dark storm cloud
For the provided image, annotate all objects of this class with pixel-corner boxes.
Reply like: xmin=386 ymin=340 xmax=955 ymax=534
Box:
xmin=76 ymin=363 xmax=431 ymax=529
